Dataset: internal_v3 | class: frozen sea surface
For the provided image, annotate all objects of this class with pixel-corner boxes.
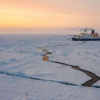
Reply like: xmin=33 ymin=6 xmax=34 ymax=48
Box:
xmin=0 ymin=35 xmax=100 ymax=100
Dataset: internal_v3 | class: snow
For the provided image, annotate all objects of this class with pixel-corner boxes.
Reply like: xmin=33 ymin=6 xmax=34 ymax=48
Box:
xmin=0 ymin=90 xmax=26 ymax=100
xmin=0 ymin=35 xmax=100 ymax=100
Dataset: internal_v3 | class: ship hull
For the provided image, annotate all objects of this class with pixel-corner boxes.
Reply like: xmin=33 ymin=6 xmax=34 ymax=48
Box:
xmin=72 ymin=38 xmax=100 ymax=41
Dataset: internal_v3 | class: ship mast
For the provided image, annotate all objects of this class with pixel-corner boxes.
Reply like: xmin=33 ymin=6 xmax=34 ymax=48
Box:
xmin=84 ymin=27 xmax=87 ymax=32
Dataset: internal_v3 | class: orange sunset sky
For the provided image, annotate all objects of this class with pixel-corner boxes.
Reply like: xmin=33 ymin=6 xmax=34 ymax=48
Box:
xmin=0 ymin=0 xmax=100 ymax=34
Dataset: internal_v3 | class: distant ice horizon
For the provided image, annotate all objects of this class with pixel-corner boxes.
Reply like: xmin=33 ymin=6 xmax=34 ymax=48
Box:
xmin=0 ymin=27 xmax=100 ymax=35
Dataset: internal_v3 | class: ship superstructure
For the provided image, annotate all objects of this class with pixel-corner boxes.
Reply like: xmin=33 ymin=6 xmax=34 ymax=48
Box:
xmin=72 ymin=28 xmax=100 ymax=41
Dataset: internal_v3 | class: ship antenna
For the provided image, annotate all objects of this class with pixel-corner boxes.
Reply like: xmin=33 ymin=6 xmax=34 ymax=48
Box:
xmin=91 ymin=27 xmax=93 ymax=30
xmin=84 ymin=27 xmax=87 ymax=32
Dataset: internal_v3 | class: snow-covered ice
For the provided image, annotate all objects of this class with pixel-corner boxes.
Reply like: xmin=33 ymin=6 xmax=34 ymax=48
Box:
xmin=0 ymin=35 xmax=100 ymax=100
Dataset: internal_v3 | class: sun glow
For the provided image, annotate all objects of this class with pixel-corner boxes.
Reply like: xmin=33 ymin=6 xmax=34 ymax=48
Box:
xmin=0 ymin=1 xmax=87 ymax=28
xmin=0 ymin=1 xmax=69 ymax=28
xmin=0 ymin=0 xmax=100 ymax=29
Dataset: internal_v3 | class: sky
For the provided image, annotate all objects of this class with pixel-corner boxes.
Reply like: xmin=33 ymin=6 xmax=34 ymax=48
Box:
xmin=0 ymin=0 xmax=100 ymax=34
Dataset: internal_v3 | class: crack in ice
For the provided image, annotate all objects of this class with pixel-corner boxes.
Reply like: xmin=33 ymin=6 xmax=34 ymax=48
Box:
xmin=39 ymin=43 xmax=100 ymax=88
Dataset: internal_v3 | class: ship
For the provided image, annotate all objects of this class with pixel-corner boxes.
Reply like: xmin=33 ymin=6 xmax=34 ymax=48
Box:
xmin=72 ymin=28 xmax=100 ymax=41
